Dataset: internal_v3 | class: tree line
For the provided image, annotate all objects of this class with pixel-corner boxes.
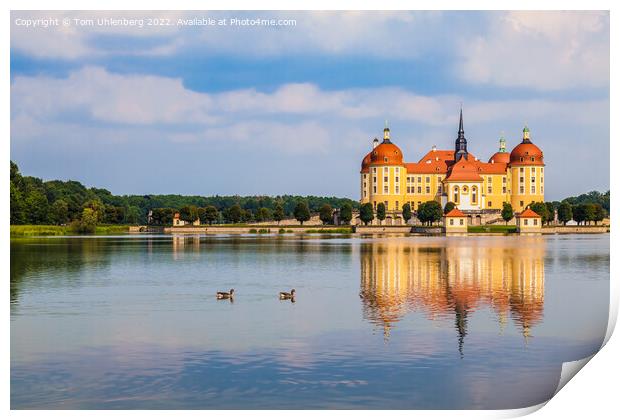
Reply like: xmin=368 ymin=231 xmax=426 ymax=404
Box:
xmin=9 ymin=161 xmax=359 ymax=227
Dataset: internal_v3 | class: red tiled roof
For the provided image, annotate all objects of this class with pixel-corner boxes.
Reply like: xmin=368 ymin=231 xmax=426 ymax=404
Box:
xmin=510 ymin=141 xmax=544 ymax=166
xmin=517 ymin=208 xmax=541 ymax=218
xmin=444 ymin=156 xmax=483 ymax=182
xmin=488 ymin=152 xmax=510 ymax=164
xmin=445 ymin=208 xmax=466 ymax=217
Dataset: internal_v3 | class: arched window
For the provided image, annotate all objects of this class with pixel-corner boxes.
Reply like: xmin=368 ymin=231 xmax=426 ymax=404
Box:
xmin=453 ymin=186 xmax=459 ymax=203
xmin=472 ymin=186 xmax=477 ymax=204
xmin=462 ymin=186 xmax=468 ymax=193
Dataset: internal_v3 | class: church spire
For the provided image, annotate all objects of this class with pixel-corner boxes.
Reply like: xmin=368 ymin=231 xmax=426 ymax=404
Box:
xmin=454 ymin=106 xmax=468 ymax=161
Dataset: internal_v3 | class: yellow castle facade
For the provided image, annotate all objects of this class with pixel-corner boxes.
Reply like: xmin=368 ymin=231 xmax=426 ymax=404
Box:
xmin=360 ymin=110 xmax=545 ymax=215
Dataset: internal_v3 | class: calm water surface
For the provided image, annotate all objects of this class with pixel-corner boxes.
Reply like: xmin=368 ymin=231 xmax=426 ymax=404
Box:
xmin=10 ymin=234 xmax=609 ymax=409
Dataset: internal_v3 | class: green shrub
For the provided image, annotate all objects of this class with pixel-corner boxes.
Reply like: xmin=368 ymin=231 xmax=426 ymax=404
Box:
xmin=278 ymin=228 xmax=286 ymax=234
xmin=249 ymin=228 xmax=257 ymax=233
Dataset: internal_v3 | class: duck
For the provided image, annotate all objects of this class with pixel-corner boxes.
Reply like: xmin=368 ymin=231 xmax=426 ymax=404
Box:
xmin=279 ymin=289 xmax=296 ymax=300
xmin=216 ymin=289 xmax=234 ymax=299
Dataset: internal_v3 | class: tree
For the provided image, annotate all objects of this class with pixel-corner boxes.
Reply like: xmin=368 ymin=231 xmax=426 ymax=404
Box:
xmin=125 ymin=206 xmax=141 ymax=224
xmin=10 ymin=181 xmax=25 ymax=224
xmin=273 ymin=202 xmax=285 ymax=224
xmin=359 ymin=203 xmax=374 ymax=225
xmin=255 ymin=207 xmax=272 ymax=222
xmin=180 ymin=205 xmax=199 ymax=224
xmin=339 ymin=203 xmax=353 ymax=225
xmin=529 ymin=202 xmax=550 ymax=224
xmin=50 ymin=199 xmax=69 ymax=225
xmin=583 ymin=203 xmax=596 ymax=225
xmin=24 ymin=189 xmax=50 ymax=224
xmin=572 ymin=204 xmax=586 ymax=225
xmin=226 ymin=204 xmax=243 ymax=223
xmin=319 ymin=204 xmax=333 ymax=225
xmin=196 ymin=207 xmax=207 ymax=224
xmin=294 ymin=201 xmax=311 ymax=225
xmin=545 ymin=202 xmax=556 ymax=225
xmin=402 ymin=203 xmax=412 ymax=224
xmin=376 ymin=203 xmax=386 ymax=224
xmin=592 ymin=204 xmax=605 ymax=225
xmin=501 ymin=202 xmax=514 ymax=225
xmin=204 ymin=205 xmax=219 ymax=225
xmin=557 ymin=202 xmax=573 ymax=226
xmin=418 ymin=201 xmax=442 ymax=226
xmin=72 ymin=207 xmax=98 ymax=234
xmin=83 ymin=199 xmax=105 ymax=223
xmin=444 ymin=202 xmax=456 ymax=215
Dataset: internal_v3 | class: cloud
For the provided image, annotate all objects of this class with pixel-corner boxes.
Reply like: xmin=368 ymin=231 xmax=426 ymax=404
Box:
xmin=458 ymin=11 xmax=609 ymax=90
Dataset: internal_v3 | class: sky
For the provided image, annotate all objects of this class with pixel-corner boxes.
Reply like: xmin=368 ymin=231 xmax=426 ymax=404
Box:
xmin=10 ymin=11 xmax=610 ymax=201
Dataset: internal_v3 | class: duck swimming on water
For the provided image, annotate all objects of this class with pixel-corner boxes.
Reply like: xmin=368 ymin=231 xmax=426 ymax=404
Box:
xmin=216 ymin=289 xmax=234 ymax=299
xmin=279 ymin=289 xmax=296 ymax=300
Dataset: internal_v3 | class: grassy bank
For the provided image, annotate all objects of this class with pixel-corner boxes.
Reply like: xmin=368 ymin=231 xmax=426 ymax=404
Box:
xmin=468 ymin=225 xmax=517 ymax=234
xmin=10 ymin=224 xmax=129 ymax=237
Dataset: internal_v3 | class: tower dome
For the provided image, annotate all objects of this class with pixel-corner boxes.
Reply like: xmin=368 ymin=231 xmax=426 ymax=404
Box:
xmin=510 ymin=125 xmax=544 ymax=166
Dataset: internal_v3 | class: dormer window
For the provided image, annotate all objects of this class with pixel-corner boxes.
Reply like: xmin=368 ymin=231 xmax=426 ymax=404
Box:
xmin=426 ymin=159 xmax=431 ymax=164
xmin=384 ymin=157 xmax=388 ymax=162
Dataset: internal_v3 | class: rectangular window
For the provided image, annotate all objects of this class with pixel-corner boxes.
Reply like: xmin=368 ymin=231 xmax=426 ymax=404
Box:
xmin=384 ymin=201 xmax=388 ymax=209
xmin=520 ymin=186 xmax=524 ymax=194
xmin=384 ymin=176 xmax=388 ymax=183
xmin=531 ymin=186 xmax=536 ymax=194
xmin=502 ymin=177 xmax=507 ymax=184
xmin=373 ymin=186 xmax=377 ymax=193
xmin=520 ymin=201 xmax=524 ymax=207
xmin=488 ymin=185 xmax=492 ymax=194
xmin=384 ymin=186 xmax=388 ymax=194
xmin=541 ymin=168 xmax=544 ymax=174
xmin=373 ymin=176 xmax=377 ymax=184
xmin=425 ymin=176 xmax=430 ymax=183
xmin=395 ymin=201 xmax=399 ymax=210
xmin=520 ymin=177 xmax=524 ymax=183
xmin=384 ymin=167 xmax=389 ymax=173
xmin=502 ymin=187 xmax=507 ymax=194
xmin=450 ymin=219 xmax=454 ymax=225
xmin=417 ymin=177 xmax=422 ymax=183
xmin=541 ymin=177 xmax=544 ymax=184
xmin=487 ymin=176 xmax=492 ymax=184
xmin=417 ymin=186 xmax=422 ymax=194
xmin=531 ymin=177 xmax=535 ymax=183
xmin=363 ymin=182 xmax=367 ymax=189
xmin=541 ymin=186 xmax=544 ymax=194
xmin=524 ymin=219 xmax=529 ymax=226
xmin=395 ymin=176 xmax=399 ymax=183
xmin=373 ymin=201 xmax=377 ymax=210
xmin=395 ymin=186 xmax=400 ymax=194
xmin=459 ymin=219 xmax=464 ymax=225
xmin=363 ymin=191 xmax=367 ymax=197
xmin=426 ymin=186 xmax=430 ymax=194
xmin=534 ymin=219 xmax=538 ymax=225
xmin=438 ymin=185 xmax=442 ymax=194
xmin=520 ymin=167 xmax=524 ymax=173
xmin=373 ymin=167 xmax=377 ymax=174
xmin=395 ymin=167 xmax=399 ymax=173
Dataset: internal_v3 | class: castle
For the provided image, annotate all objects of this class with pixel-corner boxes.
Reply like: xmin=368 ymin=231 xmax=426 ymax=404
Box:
xmin=360 ymin=110 xmax=545 ymax=223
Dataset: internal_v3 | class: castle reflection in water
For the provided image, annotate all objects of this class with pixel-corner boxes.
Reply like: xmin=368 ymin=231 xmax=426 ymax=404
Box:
xmin=359 ymin=237 xmax=545 ymax=351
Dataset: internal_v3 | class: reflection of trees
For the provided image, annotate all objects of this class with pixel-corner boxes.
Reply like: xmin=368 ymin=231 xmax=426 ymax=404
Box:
xmin=10 ymin=238 xmax=115 ymax=305
xmin=359 ymin=238 xmax=545 ymax=351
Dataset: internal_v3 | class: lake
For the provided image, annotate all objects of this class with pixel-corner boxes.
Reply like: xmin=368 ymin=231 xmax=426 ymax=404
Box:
xmin=10 ymin=233 xmax=609 ymax=409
